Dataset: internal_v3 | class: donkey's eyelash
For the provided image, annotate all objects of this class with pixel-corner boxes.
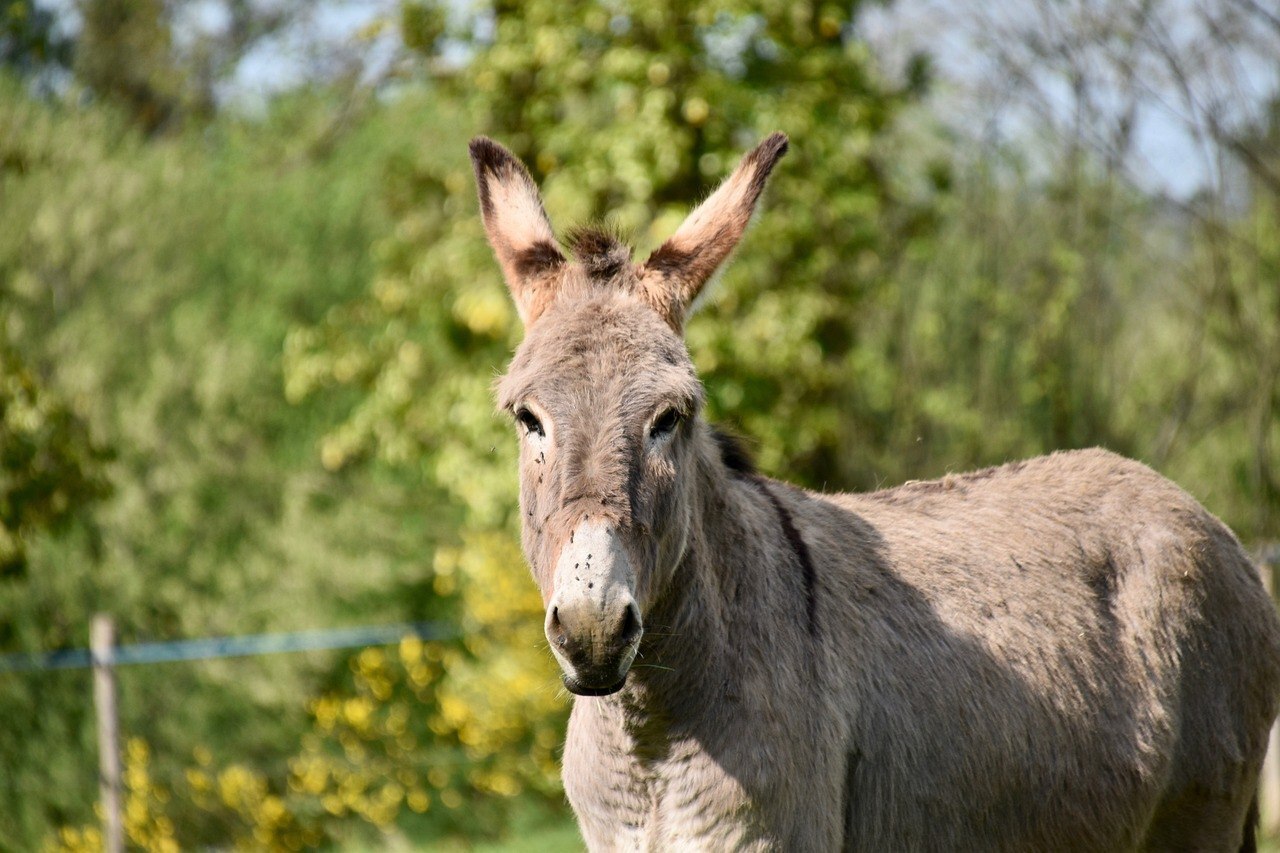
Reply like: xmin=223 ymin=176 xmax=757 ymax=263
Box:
xmin=515 ymin=408 xmax=545 ymax=437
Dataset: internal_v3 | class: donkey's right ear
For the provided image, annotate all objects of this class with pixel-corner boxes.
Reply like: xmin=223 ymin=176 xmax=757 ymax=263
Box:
xmin=469 ymin=137 xmax=566 ymax=325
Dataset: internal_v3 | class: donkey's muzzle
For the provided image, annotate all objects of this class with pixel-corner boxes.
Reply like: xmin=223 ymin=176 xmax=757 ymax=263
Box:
xmin=546 ymin=599 xmax=642 ymax=696
xmin=545 ymin=519 xmax=642 ymax=696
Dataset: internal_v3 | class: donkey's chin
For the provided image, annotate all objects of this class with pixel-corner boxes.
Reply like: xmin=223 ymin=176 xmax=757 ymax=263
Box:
xmin=561 ymin=671 xmax=629 ymax=697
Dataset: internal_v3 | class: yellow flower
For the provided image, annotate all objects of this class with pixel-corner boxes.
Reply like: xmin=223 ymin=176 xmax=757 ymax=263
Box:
xmin=407 ymin=789 xmax=431 ymax=813
xmin=398 ymin=635 xmax=423 ymax=664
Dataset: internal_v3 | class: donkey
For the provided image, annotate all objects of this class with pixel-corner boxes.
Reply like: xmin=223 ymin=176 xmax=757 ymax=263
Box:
xmin=469 ymin=132 xmax=1280 ymax=851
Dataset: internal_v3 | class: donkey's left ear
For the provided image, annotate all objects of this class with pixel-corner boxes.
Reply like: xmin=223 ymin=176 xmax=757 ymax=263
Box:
xmin=637 ymin=132 xmax=788 ymax=331
xmin=469 ymin=137 xmax=566 ymax=325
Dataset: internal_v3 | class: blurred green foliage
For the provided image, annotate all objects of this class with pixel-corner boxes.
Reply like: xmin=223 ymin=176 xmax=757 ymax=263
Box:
xmin=0 ymin=0 xmax=1276 ymax=848
xmin=0 ymin=80 xmax=457 ymax=846
xmin=0 ymin=340 xmax=109 ymax=579
xmin=285 ymin=1 xmax=933 ymax=840
xmin=1 ymin=0 xmax=71 ymax=79
xmin=294 ymin=0 xmax=937 ymax=494
xmin=75 ymin=0 xmax=185 ymax=132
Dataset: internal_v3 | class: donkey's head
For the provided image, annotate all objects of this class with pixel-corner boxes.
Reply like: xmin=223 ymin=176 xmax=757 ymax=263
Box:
xmin=470 ymin=133 xmax=788 ymax=695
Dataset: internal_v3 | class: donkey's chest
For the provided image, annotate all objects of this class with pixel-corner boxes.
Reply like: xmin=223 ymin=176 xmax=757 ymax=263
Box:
xmin=564 ymin=736 xmax=778 ymax=852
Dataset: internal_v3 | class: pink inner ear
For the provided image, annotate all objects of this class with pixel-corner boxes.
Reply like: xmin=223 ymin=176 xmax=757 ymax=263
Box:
xmin=636 ymin=132 xmax=788 ymax=329
xmin=485 ymin=174 xmax=558 ymax=252
xmin=470 ymin=137 xmax=566 ymax=324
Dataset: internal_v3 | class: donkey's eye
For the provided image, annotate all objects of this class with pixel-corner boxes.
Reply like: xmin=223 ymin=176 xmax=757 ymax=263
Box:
xmin=650 ymin=408 xmax=682 ymax=440
xmin=515 ymin=408 xmax=545 ymax=438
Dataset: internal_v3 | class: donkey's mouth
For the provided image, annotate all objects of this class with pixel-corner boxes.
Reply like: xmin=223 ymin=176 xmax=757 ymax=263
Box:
xmin=562 ymin=672 xmax=628 ymax=697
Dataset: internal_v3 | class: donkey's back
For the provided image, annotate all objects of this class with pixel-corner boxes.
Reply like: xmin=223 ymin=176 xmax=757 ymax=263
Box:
xmin=814 ymin=448 xmax=1280 ymax=851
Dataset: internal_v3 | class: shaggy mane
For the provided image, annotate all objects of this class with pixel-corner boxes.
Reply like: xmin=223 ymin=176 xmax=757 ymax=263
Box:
xmin=710 ymin=426 xmax=757 ymax=476
xmin=567 ymin=225 xmax=632 ymax=279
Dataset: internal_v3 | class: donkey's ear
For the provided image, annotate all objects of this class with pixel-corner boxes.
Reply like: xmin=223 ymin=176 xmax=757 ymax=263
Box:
xmin=469 ymin=137 xmax=566 ymax=325
xmin=637 ymin=132 xmax=788 ymax=330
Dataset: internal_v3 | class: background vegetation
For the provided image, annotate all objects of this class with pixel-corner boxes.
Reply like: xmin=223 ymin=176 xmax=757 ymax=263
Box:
xmin=1 ymin=0 xmax=1277 ymax=848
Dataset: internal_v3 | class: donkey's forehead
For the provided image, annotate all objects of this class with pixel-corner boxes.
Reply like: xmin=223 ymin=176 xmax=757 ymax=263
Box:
xmin=497 ymin=289 xmax=702 ymax=411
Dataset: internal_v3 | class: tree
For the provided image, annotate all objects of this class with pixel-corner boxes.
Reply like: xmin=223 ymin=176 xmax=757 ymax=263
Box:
xmin=74 ymin=0 xmax=186 ymax=132
xmin=947 ymin=0 xmax=1280 ymax=540
xmin=0 ymin=79 xmax=455 ymax=847
xmin=292 ymin=0 xmax=937 ymax=491
xmin=1 ymin=0 xmax=72 ymax=82
xmin=0 ymin=341 xmax=108 ymax=579
xmin=859 ymin=0 xmax=1280 ymax=541
xmin=285 ymin=0 xmax=939 ymax=835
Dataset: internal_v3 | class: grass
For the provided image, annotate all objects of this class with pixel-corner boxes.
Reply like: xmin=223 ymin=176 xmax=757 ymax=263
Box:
xmin=349 ymin=817 xmax=1280 ymax=851
xmin=458 ymin=822 xmax=583 ymax=852
xmin=387 ymin=817 xmax=583 ymax=852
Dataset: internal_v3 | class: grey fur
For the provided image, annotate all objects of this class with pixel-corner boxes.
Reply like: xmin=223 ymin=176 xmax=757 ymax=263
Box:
xmin=472 ymin=135 xmax=1280 ymax=851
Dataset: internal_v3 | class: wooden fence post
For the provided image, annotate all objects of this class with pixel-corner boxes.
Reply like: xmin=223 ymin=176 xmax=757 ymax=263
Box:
xmin=91 ymin=614 xmax=123 ymax=853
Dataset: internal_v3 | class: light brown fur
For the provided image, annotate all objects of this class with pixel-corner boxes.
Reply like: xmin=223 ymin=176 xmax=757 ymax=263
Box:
xmin=470 ymin=134 xmax=1280 ymax=851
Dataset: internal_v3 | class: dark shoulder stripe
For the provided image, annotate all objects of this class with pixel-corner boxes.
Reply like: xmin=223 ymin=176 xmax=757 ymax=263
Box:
xmin=747 ymin=476 xmax=818 ymax=637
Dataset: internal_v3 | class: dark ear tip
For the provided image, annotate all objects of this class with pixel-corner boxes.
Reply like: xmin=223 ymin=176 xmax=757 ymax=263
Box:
xmin=469 ymin=135 xmax=495 ymax=154
xmin=754 ymin=132 xmax=790 ymax=166
xmin=468 ymin=136 xmax=520 ymax=176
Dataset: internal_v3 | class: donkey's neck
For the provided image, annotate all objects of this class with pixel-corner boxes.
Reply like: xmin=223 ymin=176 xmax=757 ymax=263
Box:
xmin=589 ymin=444 xmax=814 ymax=744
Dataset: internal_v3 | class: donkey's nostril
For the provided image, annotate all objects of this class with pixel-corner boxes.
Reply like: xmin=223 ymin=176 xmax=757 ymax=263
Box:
xmin=619 ymin=602 xmax=643 ymax=646
xmin=548 ymin=606 xmax=568 ymax=647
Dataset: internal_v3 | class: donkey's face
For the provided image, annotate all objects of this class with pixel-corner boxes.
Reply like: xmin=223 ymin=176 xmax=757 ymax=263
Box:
xmin=497 ymin=292 xmax=703 ymax=695
xmin=471 ymin=133 xmax=787 ymax=695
